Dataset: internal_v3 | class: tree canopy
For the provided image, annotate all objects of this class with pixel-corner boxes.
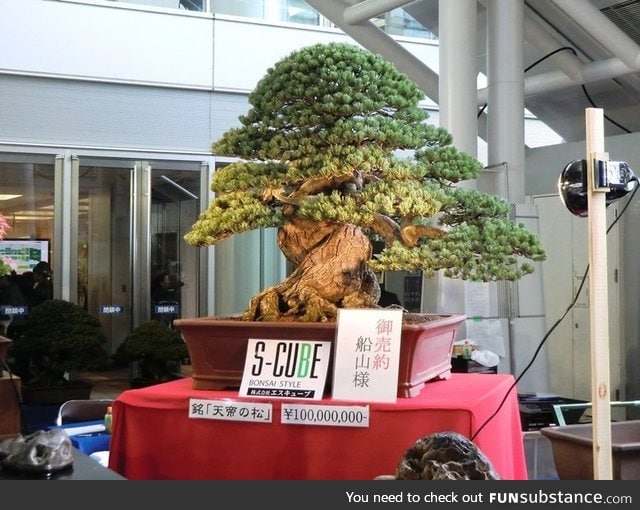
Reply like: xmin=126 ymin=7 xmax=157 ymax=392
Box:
xmin=185 ymin=42 xmax=546 ymax=321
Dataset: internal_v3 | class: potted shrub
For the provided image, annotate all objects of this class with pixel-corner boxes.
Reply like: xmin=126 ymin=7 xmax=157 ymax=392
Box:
xmin=175 ymin=42 xmax=546 ymax=396
xmin=113 ymin=320 xmax=188 ymax=388
xmin=8 ymin=299 xmax=110 ymax=405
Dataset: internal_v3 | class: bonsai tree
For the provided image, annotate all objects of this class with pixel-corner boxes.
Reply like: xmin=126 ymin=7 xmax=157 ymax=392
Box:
xmin=9 ymin=299 xmax=110 ymax=387
xmin=113 ymin=320 xmax=188 ymax=384
xmin=185 ymin=42 xmax=546 ymax=322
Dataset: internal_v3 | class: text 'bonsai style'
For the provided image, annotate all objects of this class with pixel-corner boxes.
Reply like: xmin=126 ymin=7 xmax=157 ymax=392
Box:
xmin=185 ymin=42 xmax=546 ymax=322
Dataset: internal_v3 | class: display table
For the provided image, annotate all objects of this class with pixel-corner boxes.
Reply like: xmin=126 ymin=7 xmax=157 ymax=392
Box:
xmin=0 ymin=447 xmax=124 ymax=480
xmin=108 ymin=373 xmax=527 ymax=480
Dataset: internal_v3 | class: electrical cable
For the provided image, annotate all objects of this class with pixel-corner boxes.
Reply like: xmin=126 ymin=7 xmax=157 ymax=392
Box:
xmin=581 ymin=84 xmax=632 ymax=134
xmin=477 ymin=45 xmax=633 ymax=135
xmin=524 ymin=46 xmax=576 ymax=73
xmin=470 ymin=182 xmax=638 ymax=442
xmin=478 ymin=46 xmax=577 ymax=119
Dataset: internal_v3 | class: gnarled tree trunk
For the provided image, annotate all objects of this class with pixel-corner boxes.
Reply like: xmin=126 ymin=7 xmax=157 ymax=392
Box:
xmin=243 ymin=219 xmax=380 ymax=322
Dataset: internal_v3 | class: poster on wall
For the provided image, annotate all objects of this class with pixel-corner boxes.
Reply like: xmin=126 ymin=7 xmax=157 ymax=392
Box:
xmin=0 ymin=238 xmax=50 ymax=274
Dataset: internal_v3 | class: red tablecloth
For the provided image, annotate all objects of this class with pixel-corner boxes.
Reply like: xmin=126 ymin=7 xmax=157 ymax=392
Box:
xmin=108 ymin=373 xmax=527 ymax=480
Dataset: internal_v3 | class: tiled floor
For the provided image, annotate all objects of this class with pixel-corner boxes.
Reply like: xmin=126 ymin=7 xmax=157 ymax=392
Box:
xmin=76 ymin=367 xmax=132 ymax=400
xmin=77 ymin=365 xmax=193 ymax=400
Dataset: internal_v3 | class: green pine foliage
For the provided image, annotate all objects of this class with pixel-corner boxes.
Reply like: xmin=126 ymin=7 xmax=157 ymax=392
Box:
xmin=113 ymin=320 xmax=188 ymax=381
xmin=9 ymin=299 xmax=110 ymax=386
xmin=185 ymin=42 xmax=546 ymax=307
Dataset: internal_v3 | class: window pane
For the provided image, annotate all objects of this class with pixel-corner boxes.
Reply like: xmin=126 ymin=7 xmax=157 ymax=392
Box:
xmin=150 ymin=167 xmax=201 ymax=325
xmin=0 ymin=161 xmax=55 ymax=338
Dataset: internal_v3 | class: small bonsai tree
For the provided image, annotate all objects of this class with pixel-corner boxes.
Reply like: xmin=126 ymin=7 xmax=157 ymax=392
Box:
xmin=185 ymin=42 xmax=546 ymax=322
xmin=9 ymin=299 xmax=110 ymax=387
xmin=113 ymin=320 xmax=188 ymax=383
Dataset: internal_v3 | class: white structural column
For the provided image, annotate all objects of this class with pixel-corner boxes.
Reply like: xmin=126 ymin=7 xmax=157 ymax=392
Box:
xmin=54 ymin=153 xmax=72 ymax=301
xmin=484 ymin=0 xmax=549 ymax=393
xmin=439 ymin=0 xmax=478 ymax=156
xmin=423 ymin=1 xmax=478 ymax=316
xmin=485 ymin=0 xmax=525 ymax=203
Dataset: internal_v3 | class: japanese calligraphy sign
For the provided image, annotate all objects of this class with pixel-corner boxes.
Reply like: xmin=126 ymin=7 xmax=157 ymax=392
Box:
xmin=331 ymin=308 xmax=402 ymax=403
xmin=238 ymin=338 xmax=332 ymax=400
xmin=188 ymin=398 xmax=273 ymax=423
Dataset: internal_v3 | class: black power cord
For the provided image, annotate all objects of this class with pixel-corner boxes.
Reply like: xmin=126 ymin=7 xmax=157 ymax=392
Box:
xmin=477 ymin=46 xmax=579 ymax=119
xmin=581 ymin=84 xmax=632 ymax=134
xmin=478 ymin=46 xmax=632 ymax=135
xmin=470 ymin=183 xmax=638 ymax=442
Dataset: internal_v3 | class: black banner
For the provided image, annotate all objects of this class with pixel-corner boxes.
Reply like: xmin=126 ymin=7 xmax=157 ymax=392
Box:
xmin=1 ymin=480 xmax=636 ymax=509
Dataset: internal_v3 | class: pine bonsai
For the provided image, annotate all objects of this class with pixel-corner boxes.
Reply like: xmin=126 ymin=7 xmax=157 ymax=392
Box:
xmin=185 ymin=42 xmax=546 ymax=322
xmin=113 ymin=320 xmax=188 ymax=383
xmin=9 ymin=299 xmax=110 ymax=386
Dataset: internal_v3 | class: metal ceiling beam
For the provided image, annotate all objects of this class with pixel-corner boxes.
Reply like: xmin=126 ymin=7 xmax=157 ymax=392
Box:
xmin=475 ymin=0 xmax=640 ymax=104
xmin=478 ymin=54 xmax=640 ymax=103
xmin=343 ymin=0 xmax=416 ymax=24
xmin=523 ymin=12 xmax=585 ymax=81
xmin=553 ymin=0 xmax=640 ymax=69
xmin=316 ymin=0 xmax=640 ymax=139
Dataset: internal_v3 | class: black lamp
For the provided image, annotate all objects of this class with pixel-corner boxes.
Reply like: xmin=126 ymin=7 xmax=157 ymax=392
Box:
xmin=558 ymin=159 xmax=638 ymax=217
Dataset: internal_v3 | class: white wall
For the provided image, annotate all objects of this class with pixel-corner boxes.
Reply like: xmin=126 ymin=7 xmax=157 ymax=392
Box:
xmin=1 ymin=0 xmax=213 ymax=88
xmin=212 ymin=19 xmax=347 ymax=92
xmin=1 ymin=0 xmax=439 ymax=94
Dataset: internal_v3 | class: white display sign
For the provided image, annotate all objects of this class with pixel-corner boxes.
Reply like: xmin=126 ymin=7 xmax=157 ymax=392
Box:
xmin=188 ymin=398 xmax=273 ymax=423
xmin=331 ymin=308 xmax=402 ymax=403
xmin=281 ymin=403 xmax=370 ymax=428
xmin=238 ymin=338 xmax=332 ymax=400
xmin=464 ymin=281 xmax=491 ymax=318
xmin=465 ymin=318 xmax=506 ymax=357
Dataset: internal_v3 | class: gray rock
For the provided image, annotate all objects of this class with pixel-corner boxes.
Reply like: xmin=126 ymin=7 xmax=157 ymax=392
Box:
xmin=395 ymin=431 xmax=500 ymax=480
xmin=0 ymin=429 xmax=73 ymax=474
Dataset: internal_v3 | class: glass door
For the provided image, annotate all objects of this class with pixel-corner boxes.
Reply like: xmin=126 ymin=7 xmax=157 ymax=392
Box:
xmin=78 ymin=162 xmax=133 ymax=354
xmin=149 ymin=165 xmax=202 ymax=326
xmin=0 ymin=158 xmax=56 ymax=339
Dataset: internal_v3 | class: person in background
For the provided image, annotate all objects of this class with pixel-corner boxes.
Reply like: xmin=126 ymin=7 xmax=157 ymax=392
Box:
xmin=30 ymin=261 xmax=53 ymax=308
xmin=151 ymin=270 xmax=184 ymax=326
xmin=12 ymin=270 xmax=33 ymax=304
xmin=375 ymin=270 xmax=402 ymax=308
xmin=378 ymin=286 xmax=402 ymax=307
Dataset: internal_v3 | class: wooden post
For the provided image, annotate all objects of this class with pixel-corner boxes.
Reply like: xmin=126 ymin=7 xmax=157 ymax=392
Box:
xmin=585 ymin=107 xmax=613 ymax=479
